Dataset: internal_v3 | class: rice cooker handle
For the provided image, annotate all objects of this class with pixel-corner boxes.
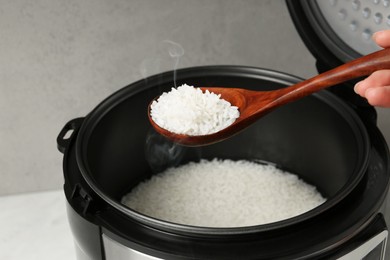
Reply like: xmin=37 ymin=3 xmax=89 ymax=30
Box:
xmin=57 ymin=117 xmax=84 ymax=154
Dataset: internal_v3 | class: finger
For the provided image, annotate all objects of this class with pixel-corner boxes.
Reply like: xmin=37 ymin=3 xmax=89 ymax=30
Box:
xmin=373 ymin=30 xmax=390 ymax=48
xmin=354 ymin=70 xmax=390 ymax=96
xmin=365 ymin=86 xmax=390 ymax=107
xmin=354 ymin=81 xmax=367 ymax=97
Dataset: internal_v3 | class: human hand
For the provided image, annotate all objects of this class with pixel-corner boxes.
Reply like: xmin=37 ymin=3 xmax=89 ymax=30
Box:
xmin=354 ymin=30 xmax=390 ymax=107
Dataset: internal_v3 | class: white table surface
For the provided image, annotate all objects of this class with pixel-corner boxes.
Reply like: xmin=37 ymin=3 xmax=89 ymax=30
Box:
xmin=0 ymin=190 xmax=76 ymax=260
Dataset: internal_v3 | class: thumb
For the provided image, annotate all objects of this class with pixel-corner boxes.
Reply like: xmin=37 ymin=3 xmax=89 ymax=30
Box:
xmin=373 ymin=30 xmax=390 ymax=48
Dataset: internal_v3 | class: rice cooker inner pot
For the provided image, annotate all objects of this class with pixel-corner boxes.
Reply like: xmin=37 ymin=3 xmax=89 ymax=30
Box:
xmin=74 ymin=66 xmax=370 ymax=234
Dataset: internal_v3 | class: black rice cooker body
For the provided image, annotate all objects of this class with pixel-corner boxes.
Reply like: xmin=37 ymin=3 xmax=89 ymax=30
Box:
xmin=58 ymin=66 xmax=390 ymax=259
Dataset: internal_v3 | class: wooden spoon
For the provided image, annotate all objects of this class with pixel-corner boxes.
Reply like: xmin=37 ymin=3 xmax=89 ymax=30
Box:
xmin=148 ymin=48 xmax=390 ymax=146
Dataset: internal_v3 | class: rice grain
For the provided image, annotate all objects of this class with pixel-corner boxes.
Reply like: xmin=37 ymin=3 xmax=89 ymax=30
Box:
xmin=122 ymin=159 xmax=326 ymax=227
xmin=150 ymin=84 xmax=240 ymax=136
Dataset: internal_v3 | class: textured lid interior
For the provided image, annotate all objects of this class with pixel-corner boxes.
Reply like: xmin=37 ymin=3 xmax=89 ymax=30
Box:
xmin=286 ymin=0 xmax=390 ymax=65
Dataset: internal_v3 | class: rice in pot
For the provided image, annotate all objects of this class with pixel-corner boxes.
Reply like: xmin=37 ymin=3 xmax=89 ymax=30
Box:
xmin=122 ymin=159 xmax=326 ymax=227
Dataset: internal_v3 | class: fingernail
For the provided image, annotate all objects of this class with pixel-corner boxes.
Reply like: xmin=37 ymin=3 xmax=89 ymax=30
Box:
xmin=354 ymin=82 xmax=361 ymax=93
xmin=373 ymin=30 xmax=385 ymax=40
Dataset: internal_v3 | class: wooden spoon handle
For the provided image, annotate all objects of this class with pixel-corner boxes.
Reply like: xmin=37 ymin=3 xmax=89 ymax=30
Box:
xmin=275 ymin=48 xmax=390 ymax=103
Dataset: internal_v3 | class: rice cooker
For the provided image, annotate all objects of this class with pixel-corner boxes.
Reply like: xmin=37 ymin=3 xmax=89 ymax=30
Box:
xmin=57 ymin=1 xmax=390 ymax=259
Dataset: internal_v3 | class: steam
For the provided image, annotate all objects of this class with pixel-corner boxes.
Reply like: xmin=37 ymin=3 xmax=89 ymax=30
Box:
xmin=140 ymin=40 xmax=184 ymax=87
xmin=143 ymin=40 xmax=188 ymax=173
xmin=162 ymin=40 xmax=185 ymax=87
xmin=145 ymin=128 xmax=186 ymax=173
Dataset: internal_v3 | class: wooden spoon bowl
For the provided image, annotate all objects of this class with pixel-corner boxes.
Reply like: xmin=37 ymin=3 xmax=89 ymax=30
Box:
xmin=149 ymin=48 xmax=390 ymax=146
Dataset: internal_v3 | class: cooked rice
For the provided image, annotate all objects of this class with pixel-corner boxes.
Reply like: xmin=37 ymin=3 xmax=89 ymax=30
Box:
xmin=122 ymin=159 xmax=326 ymax=227
xmin=150 ymin=84 xmax=239 ymax=135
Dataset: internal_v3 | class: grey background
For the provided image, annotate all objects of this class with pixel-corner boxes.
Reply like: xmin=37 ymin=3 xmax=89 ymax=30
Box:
xmin=1 ymin=0 xmax=389 ymax=196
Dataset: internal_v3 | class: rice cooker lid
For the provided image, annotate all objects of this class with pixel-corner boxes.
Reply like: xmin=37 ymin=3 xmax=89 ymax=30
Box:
xmin=286 ymin=0 xmax=390 ymax=70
